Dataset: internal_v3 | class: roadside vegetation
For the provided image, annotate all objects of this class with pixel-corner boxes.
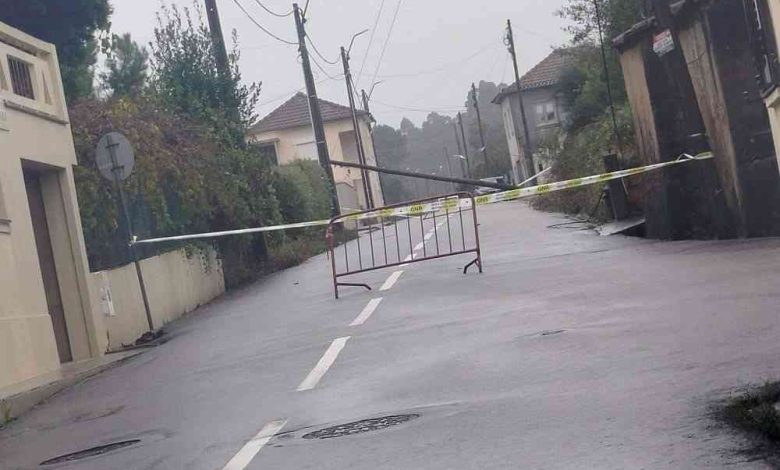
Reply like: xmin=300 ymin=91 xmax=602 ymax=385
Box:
xmin=532 ymin=0 xmax=641 ymax=219
xmin=716 ymin=382 xmax=780 ymax=467
xmin=2 ymin=2 xmax=332 ymax=288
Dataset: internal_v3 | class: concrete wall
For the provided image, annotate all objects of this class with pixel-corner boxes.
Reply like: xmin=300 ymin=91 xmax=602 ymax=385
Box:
xmin=249 ymin=116 xmax=384 ymax=211
xmin=89 ymin=247 xmax=225 ymax=352
xmin=676 ymin=2 xmax=780 ymax=237
xmin=0 ymin=22 xmax=99 ymax=389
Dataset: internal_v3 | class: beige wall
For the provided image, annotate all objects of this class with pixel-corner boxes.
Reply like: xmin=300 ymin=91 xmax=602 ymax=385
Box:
xmin=0 ymin=22 xmax=99 ymax=389
xmin=89 ymin=248 xmax=225 ymax=352
xmin=766 ymin=89 xmax=780 ymax=173
xmin=250 ymin=116 xmax=384 ymax=211
xmin=766 ymin=0 xmax=780 ymax=172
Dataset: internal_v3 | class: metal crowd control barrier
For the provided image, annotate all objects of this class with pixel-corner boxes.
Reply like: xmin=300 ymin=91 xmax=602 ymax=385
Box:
xmin=326 ymin=192 xmax=482 ymax=299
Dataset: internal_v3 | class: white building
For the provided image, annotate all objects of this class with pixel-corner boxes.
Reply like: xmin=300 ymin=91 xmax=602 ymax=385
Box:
xmin=247 ymin=93 xmax=384 ymax=212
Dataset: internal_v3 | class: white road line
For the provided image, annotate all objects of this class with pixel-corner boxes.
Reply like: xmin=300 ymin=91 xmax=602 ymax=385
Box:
xmin=413 ymin=242 xmax=424 ymax=251
xmin=297 ymin=337 xmax=350 ymax=392
xmin=350 ymin=298 xmax=383 ymax=327
xmin=400 ymin=254 xmax=412 ymax=267
xmin=424 ymin=233 xmax=433 ymax=241
xmin=380 ymin=270 xmax=404 ymax=291
xmin=403 ymin=254 xmax=412 ymax=262
xmin=222 ymin=419 xmax=288 ymax=470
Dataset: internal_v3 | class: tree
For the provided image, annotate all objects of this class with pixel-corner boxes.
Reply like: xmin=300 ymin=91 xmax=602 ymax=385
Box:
xmin=373 ymin=124 xmax=411 ymax=203
xmin=462 ymin=81 xmax=511 ymax=178
xmin=555 ymin=0 xmax=640 ymax=131
xmin=145 ymin=2 xmax=275 ymax=285
xmin=101 ymin=33 xmax=149 ymax=98
xmin=557 ymin=0 xmax=644 ymax=45
xmin=149 ymin=2 xmax=260 ymax=146
xmin=0 ymin=0 xmax=112 ymax=101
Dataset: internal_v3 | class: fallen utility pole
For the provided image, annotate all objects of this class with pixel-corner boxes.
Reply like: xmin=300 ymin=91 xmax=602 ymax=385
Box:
xmin=457 ymin=112 xmax=472 ymax=178
xmin=293 ymin=3 xmax=341 ymax=217
xmin=471 ymin=82 xmax=490 ymax=175
xmin=330 ymin=160 xmax=514 ymax=190
xmin=341 ymin=46 xmax=374 ymax=209
xmin=505 ymin=19 xmax=535 ymax=183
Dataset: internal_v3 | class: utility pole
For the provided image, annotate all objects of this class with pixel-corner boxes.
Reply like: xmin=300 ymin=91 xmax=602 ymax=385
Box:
xmin=457 ymin=112 xmax=472 ymax=178
xmin=442 ymin=145 xmax=454 ymax=191
xmin=361 ymin=89 xmax=386 ymax=204
xmin=471 ymin=82 xmax=490 ymax=176
xmin=293 ymin=3 xmax=340 ymax=217
xmin=341 ymin=47 xmax=374 ymax=209
xmin=505 ymin=19 xmax=535 ymax=183
xmin=204 ymin=0 xmax=229 ymax=78
xmin=453 ymin=122 xmax=463 ymax=156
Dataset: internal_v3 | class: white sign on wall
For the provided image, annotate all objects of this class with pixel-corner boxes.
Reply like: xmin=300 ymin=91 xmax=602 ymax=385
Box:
xmin=653 ymin=30 xmax=675 ymax=57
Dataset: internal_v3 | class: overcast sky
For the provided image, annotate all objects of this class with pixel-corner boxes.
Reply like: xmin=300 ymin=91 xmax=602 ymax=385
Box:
xmin=110 ymin=0 xmax=570 ymax=127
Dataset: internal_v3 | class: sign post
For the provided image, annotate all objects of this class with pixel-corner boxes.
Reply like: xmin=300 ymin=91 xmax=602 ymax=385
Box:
xmin=96 ymin=132 xmax=154 ymax=333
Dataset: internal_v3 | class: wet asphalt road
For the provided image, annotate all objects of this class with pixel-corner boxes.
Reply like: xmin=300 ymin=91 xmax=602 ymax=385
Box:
xmin=2 ymin=202 xmax=780 ymax=469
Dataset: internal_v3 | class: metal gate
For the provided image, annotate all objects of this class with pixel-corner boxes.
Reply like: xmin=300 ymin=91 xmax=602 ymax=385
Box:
xmin=326 ymin=192 xmax=482 ymax=299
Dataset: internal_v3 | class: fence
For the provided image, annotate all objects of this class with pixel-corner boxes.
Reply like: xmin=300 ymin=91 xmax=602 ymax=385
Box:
xmin=326 ymin=192 xmax=482 ymax=299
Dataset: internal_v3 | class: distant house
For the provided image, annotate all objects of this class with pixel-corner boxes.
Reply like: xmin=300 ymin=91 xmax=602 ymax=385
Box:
xmin=247 ymin=92 xmax=384 ymax=212
xmin=492 ymin=50 xmax=570 ymax=183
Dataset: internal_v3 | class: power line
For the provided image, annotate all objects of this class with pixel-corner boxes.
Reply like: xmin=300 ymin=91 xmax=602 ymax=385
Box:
xmin=376 ymin=41 xmax=496 ymax=79
xmin=371 ymin=98 xmax=465 ymax=114
xmin=368 ymin=0 xmax=403 ymax=89
xmin=306 ymin=35 xmax=339 ymax=65
xmin=355 ymin=0 xmax=386 ymax=87
xmin=251 ymin=0 xmax=293 ymax=17
xmin=309 ymin=52 xmax=343 ymax=81
xmin=231 ymin=0 xmax=298 ymax=45
xmin=256 ymin=76 xmax=337 ymax=107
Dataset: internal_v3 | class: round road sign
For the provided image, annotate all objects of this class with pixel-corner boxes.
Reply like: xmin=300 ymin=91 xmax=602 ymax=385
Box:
xmin=95 ymin=132 xmax=135 ymax=182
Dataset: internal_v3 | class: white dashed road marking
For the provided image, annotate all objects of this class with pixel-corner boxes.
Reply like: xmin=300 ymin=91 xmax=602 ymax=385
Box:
xmin=222 ymin=419 xmax=288 ymax=470
xmin=297 ymin=337 xmax=350 ymax=391
xmin=380 ymin=271 xmax=404 ymax=291
xmin=350 ymin=298 xmax=383 ymax=327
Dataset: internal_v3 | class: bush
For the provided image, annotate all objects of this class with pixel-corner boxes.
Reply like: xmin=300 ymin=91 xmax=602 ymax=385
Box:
xmin=271 ymin=160 xmax=331 ymax=224
xmin=533 ymin=103 xmax=637 ymax=219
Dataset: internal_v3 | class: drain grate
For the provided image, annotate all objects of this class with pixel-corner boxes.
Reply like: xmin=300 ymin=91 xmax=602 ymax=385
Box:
xmin=40 ymin=439 xmax=141 ymax=466
xmin=302 ymin=414 xmax=420 ymax=439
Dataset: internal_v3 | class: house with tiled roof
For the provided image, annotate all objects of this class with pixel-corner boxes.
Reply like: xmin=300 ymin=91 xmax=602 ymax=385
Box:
xmin=492 ymin=49 xmax=571 ymax=183
xmin=247 ymin=92 xmax=383 ymax=211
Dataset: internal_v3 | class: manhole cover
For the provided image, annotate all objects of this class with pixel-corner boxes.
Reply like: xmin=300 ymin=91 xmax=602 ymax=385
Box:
xmin=302 ymin=414 xmax=420 ymax=439
xmin=40 ymin=439 xmax=141 ymax=466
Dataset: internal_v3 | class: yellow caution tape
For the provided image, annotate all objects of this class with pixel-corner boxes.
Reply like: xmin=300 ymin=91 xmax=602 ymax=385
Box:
xmin=469 ymin=152 xmax=714 ymax=207
xmin=132 ymin=152 xmax=713 ymax=245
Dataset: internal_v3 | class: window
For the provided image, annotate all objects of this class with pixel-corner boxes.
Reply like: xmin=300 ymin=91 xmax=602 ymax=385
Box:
xmin=535 ymin=101 xmax=556 ymax=124
xmin=254 ymin=142 xmax=278 ymax=166
xmin=295 ymin=141 xmax=318 ymax=161
xmin=338 ymin=131 xmax=360 ymax=164
xmin=8 ymin=56 xmax=34 ymax=100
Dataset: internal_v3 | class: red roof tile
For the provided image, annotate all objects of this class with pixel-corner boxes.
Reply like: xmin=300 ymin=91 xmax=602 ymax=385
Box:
xmin=250 ymin=92 xmax=369 ymax=134
xmin=492 ymin=49 xmax=570 ymax=103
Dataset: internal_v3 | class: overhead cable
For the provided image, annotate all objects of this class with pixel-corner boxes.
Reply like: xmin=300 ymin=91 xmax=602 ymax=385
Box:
xmin=231 ymin=0 xmax=298 ymax=45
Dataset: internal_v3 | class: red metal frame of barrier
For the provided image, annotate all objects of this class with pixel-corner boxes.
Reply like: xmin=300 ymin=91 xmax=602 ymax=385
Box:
xmin=326 ymin=192 xmax=483 ymax=299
